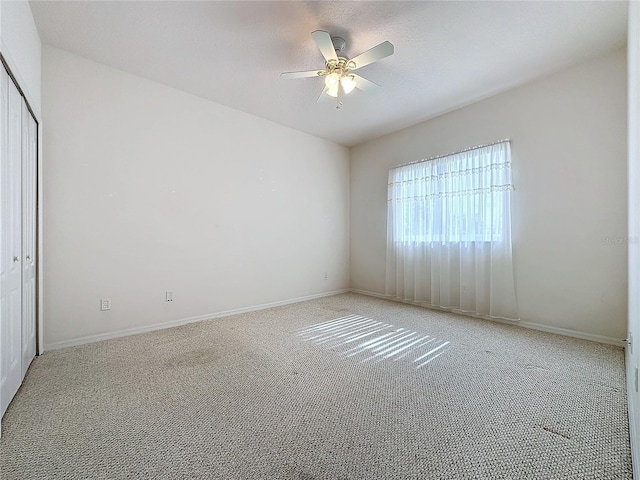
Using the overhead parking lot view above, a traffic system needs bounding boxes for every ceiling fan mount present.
[281,30,394,109]
[330,36,347,55]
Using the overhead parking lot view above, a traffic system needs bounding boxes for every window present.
[387,141,513,244]
[385,141,518,321]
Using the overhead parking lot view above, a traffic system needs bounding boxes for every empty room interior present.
[2,1,640,479]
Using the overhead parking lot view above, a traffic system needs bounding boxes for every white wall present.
[0,0,41,116]
[42,46,350,348]
[351,49,627,342]
[626,2,640,477]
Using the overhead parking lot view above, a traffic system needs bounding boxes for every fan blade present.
[281,70,325,79]
[350,41,394,70]
[352,74,380,93]
[311,30,338,62]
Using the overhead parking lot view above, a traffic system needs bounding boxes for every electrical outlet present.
[323,272,328,280]
[166,291,174,302]
[100,298,111,311]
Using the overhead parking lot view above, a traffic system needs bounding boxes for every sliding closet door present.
[0,66,24,417]
[21,102,36,377]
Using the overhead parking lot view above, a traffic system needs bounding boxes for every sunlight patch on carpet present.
[296,315,451,368]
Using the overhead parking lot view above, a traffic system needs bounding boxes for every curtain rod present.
[392,139,511,169]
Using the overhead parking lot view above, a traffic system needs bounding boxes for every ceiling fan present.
[281,30,394,109]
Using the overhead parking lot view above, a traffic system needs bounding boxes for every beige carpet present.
[0,293,631,479]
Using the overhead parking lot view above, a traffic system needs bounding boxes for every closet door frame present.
[0,53,44,378]
[0,56,41,362]
[0,45,42,440]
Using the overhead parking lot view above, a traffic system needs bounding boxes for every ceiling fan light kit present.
[324,60,357,98]
[281,30,394,109]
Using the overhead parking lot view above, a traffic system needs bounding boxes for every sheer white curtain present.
[385,141,518,321]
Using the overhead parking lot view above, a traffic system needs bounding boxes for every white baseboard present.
[350,288,625,347]
[45,289,350,351]
[44,287,625,350]
[517,320,625,347]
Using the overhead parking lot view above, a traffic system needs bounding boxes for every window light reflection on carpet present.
[296,315,451,369]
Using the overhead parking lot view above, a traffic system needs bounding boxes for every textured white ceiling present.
[30,1,627,147]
